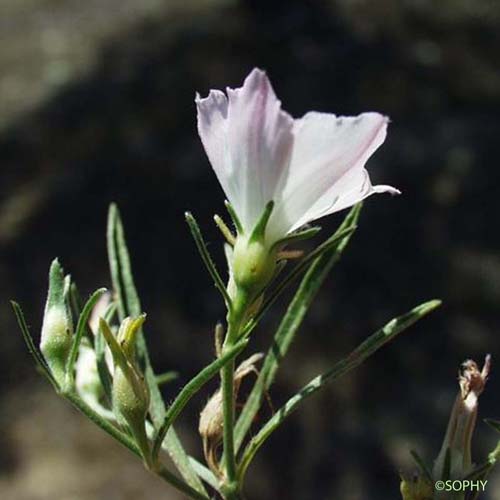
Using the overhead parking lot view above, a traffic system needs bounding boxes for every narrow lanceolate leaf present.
[188,457,220,491]
[156,371,179,386]
[234,204,362,452]
[65,288,107,387]
[107,204,206,495]
[238,299,442,481]
[108,205,167,425]
[485,419,500,435]
[152,339,248,460]
[185,211,232,309]
[11,301,58,388]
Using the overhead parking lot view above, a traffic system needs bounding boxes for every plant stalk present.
[221,289,248,499]
[62,391,207,500]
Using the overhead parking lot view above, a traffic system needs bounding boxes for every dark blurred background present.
[1,0,499,499]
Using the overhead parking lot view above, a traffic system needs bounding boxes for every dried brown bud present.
[199,353,264,475]
[433,355,491,483]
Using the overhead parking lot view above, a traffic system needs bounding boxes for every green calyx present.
[40,259,73,384]
[232,201,277,302]
[232,237,276,297]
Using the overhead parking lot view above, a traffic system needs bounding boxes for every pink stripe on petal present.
[268,112,394,238]
[196,69,398,242]
[225,69,293,232]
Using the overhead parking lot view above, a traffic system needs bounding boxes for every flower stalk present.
[220,288,250,498]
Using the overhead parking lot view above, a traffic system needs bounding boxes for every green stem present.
[63,390,141,457]
[221,358,238,496]
[221,290,248,498]
[62,391,207,500]
[151,339,248,461]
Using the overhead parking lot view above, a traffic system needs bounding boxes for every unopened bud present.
[100,315,152,467]
[40,259,73,383]
[113,356,151,467]
[112,362,150,433]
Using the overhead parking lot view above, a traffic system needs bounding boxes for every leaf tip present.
[419,299,442,314]
[485,419,500,434]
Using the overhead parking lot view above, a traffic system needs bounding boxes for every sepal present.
[224,200,243,235]
[248,200,274,244]
[271,225,321,251]
[232,202,277,302]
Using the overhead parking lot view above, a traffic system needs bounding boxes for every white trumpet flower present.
[196,68,399,245]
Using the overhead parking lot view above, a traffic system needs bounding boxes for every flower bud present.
[112,316,150,422]
[40,259,73,384]
[112,354,151,468]
[112,361,150,438]
[100,315,152,467]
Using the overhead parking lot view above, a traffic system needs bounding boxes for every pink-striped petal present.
[196,69,399,243]
[268,111,397,239]
[197,69,294,233]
